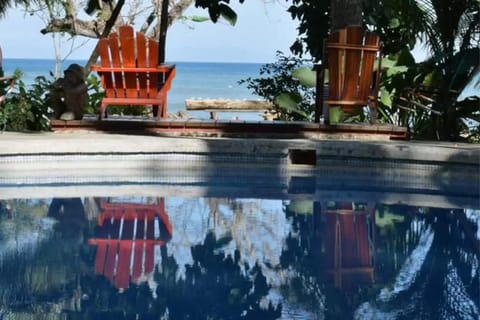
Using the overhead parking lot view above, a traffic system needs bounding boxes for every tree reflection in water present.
[280,201,479,319]
[0,197,476,319]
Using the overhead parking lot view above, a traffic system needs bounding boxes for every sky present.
[0,1,299,63]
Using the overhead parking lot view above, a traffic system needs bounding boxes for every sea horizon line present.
[3,58,268,65]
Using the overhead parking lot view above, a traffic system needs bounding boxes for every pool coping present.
[0,131,478,165]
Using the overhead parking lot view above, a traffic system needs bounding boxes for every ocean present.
[2,59,265,120]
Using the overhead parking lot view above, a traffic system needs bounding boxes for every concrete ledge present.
[0,132,478,165]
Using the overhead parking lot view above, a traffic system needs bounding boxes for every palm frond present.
[414,0,479,55]
[457,6,480,50]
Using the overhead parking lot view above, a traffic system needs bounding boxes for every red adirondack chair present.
[316,26,382,124]
[91,25,176,120]
[89,198,173,290]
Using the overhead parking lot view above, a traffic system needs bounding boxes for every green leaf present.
[219,3,237,26]
[395,48,416,66]
[275,92,301,109]
[292,66,316,87]
[274,93,309,118]
[386,65,409,77]
[422,70,443,87]
[380,87,393,107]
[381,57,397,69]
[329,107,344,123]
[383,49,415,71]
[389,18,400,28]
[189,16,210,23]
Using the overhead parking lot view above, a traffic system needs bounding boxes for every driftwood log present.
[185,99,274,111]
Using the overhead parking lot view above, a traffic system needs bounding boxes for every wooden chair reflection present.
[91,25,176,120]
[88,198,173,290]
[322,201,376,291]
[315,26,382,124]
[0,46,15,105]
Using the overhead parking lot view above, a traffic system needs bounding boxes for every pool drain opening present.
[289,149,317,166]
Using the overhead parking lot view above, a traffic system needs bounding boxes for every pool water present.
[0,191,478,319]
[0,150,478,320]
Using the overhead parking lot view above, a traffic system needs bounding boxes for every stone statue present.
[49,63,88,120]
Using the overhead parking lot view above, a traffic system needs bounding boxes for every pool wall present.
[0,132,478,208]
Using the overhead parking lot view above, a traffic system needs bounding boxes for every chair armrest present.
[91,65,175,73]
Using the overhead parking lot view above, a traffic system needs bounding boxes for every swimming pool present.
[0,133,478,319]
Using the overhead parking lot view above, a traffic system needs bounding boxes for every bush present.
[239,51,315,121]
[0,70,52,132]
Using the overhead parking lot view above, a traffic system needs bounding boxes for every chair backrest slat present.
[342,26,364,101]
[327,31,343,101]
[326,26,381,105]
[118,25,137,99]
[98,39,116,99]
[148,39,158,69]
[148,39,160,98]
[136,32,149,98]
[107,33,125,99]
[358,33,381,100]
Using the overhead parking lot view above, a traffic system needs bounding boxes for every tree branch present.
[41,18,104,38]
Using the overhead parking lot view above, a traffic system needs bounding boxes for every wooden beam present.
[185,99,274,111]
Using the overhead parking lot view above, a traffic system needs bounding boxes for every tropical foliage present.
[243,0,479,141]
[376,0,479,141]
[0,71,51,132]
[239,51,315,121]
[0,71,107,132]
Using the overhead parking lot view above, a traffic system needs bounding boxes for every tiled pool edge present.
[0,132,478,165]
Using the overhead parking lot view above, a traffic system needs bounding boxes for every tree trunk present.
[330,0,363,30]
[158,0,169,64]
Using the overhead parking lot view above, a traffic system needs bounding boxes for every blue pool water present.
[0,158,478,319]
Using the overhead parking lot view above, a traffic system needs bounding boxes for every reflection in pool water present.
[0,195,477,319]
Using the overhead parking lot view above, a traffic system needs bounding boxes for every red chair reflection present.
[323,202,376,291]
[89,198,172,290]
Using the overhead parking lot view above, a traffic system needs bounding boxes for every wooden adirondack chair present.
[0,46,15,105]
[89,198,173,290]
[91,25,176,120]
[316,26,382,124]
